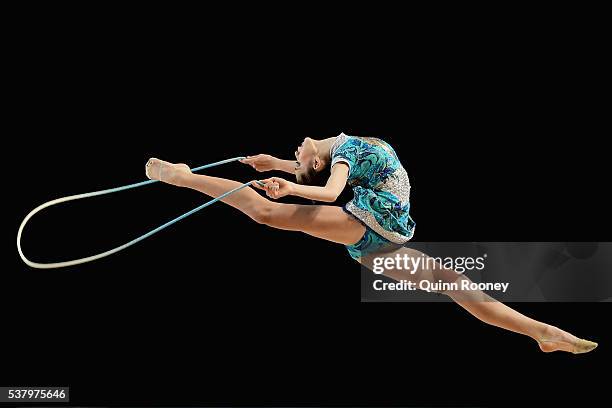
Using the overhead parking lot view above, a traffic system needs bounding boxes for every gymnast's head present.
[294,137,328,186]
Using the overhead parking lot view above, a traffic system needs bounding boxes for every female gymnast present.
[145,133,597,354]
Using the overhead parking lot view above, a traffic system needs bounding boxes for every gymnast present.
[146,133,597,354]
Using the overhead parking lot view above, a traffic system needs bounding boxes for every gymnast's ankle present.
[145,158,191,187]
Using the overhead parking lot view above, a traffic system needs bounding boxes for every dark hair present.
[296,159,328,187]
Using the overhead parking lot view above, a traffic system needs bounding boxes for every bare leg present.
[145,158,366,245]
[361,247,598,354]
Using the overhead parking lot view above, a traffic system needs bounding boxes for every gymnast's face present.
[294,137,321,182]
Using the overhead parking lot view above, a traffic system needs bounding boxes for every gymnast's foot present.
[537,325,598,354]
[145,158,192,186]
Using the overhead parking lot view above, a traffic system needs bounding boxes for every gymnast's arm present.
[273,159,298,174]
[289,162,349,202]
[240,154,296,175]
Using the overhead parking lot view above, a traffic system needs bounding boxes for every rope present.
[17,156,262,269]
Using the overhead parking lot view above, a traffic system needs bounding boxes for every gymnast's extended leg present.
[361,247,598,354]
[145,158,366,245]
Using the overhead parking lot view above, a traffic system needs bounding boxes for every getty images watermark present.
[371,252,510,293]
[363,242,612,302]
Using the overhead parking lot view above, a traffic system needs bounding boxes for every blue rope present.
[17,156,263,269]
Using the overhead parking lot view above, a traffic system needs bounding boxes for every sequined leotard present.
[330,133,416,260]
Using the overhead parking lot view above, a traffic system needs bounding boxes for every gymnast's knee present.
[249,203,276,225]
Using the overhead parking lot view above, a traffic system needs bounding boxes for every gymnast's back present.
[330,133,405,190]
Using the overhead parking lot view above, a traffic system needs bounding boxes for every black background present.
[5,8,611,407]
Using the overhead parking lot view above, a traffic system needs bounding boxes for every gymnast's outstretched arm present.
[240,154,297,175]
[253,165,348,203]
[239,153,348,202]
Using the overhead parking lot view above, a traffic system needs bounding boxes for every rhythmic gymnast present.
[147,133,596,354]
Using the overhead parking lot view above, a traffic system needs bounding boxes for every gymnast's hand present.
[252,177,294,199]
[240,154,279,172]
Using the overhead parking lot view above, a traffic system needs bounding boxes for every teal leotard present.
[330,134,416,261]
